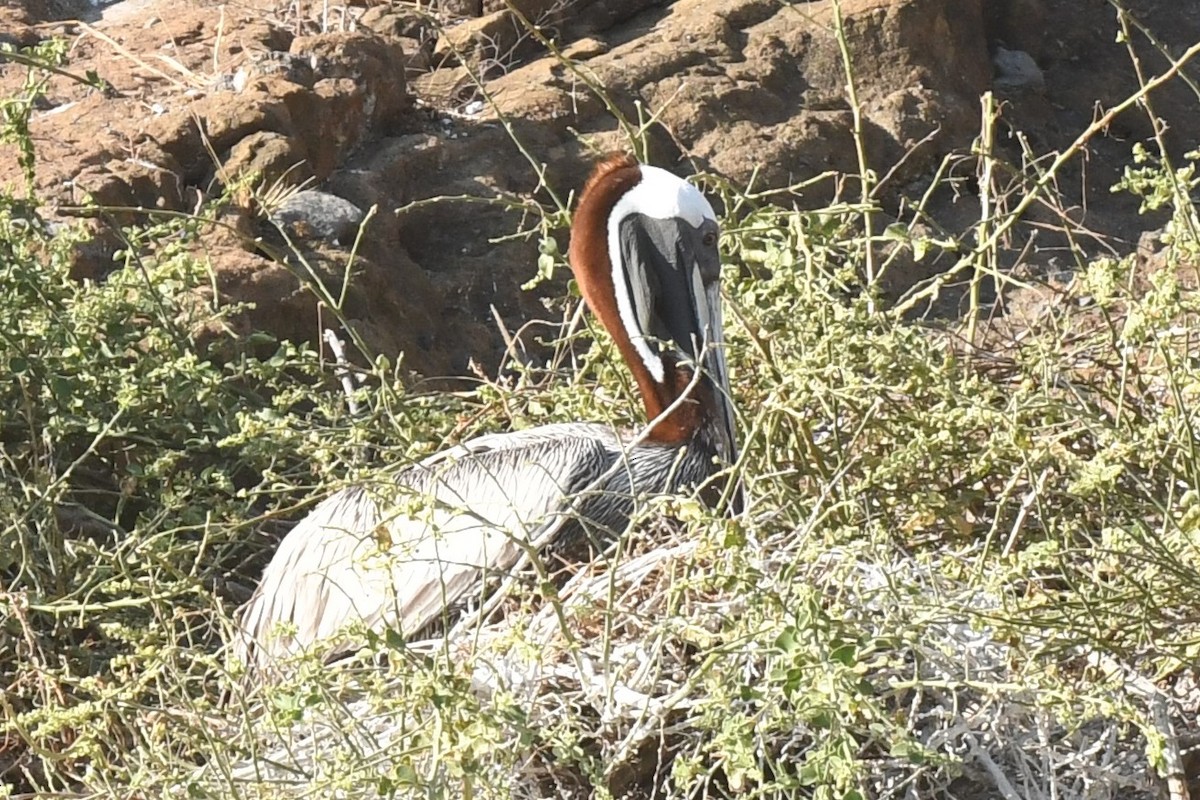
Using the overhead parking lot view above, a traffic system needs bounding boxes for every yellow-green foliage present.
[4,31,1200,800]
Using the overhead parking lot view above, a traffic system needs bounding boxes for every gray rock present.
[993,47,1044,91]
[272,190,365,244]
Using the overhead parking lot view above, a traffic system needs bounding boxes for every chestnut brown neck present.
[568,153,705,445]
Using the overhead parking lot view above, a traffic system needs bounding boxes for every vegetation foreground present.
[2,37,1200,800]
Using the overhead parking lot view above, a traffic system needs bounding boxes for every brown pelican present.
[232,154,738,679]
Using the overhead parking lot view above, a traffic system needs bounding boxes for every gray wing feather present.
[233,423,615,679]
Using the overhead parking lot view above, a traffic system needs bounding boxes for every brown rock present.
[6,0,1198,387]
[358,5,430,39]
[222,73,377,180]
[433,0,585,68]
[482,0,563,17]
[489,58,602,122]
[107,156,185,211]
[290,31,410,126]
[561,36,609,60]
[194,213,456,376]
[222,131,313,205]
[354,7,436,74]
[0,12,39,48]
[314,78,371,171]
[240,51,317,88]
[138,111,209,185]
[410,67,476,108]
[64,220,122,282]
[71,165,136,209]
[434,11,522,66]
[397,37,434,74]
[198,247,316,349]
[491,0,990,195]
[563,0,663,38]
[440,0,483,16]
[193,90,296,155]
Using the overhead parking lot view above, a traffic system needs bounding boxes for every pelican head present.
[568,154,738,467]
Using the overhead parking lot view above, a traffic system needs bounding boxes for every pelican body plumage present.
[233,154,738,679]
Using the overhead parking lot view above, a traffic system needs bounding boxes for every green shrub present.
[4,22,1200,800]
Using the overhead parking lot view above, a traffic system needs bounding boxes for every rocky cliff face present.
[1,0,1197,376]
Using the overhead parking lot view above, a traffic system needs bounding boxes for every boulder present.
[3,0,1198,378]
[271,190,366,245]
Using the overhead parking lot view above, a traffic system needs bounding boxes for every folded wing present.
[232,424,617,679]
